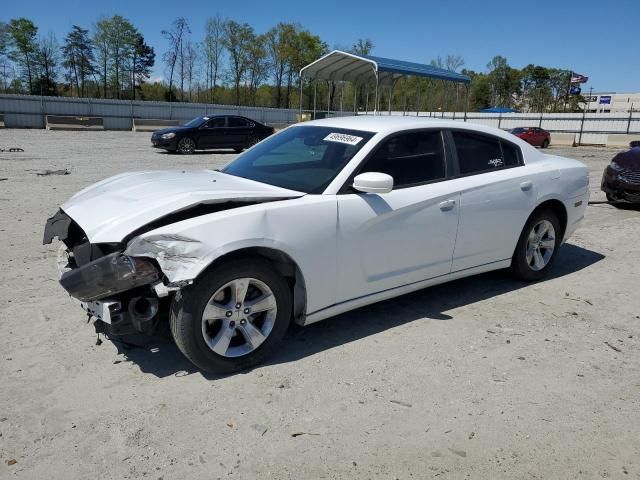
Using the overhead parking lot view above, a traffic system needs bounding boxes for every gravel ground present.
[0,129,639,479]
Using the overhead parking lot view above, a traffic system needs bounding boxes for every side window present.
[360,130,446,188]
[452,131,510,174]
[501,141,521,167]
[205,117,225,128]
[228,117,249,127]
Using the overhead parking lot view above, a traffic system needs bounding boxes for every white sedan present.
[44,117,590,373]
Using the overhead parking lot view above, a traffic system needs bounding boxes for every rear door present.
[448,130,536,271]
[198,117,227,148]
[336,129,461,302]
[226,116,254,147]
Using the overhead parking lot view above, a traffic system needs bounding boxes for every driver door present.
[335,130,460,302]
[198,116,227,149]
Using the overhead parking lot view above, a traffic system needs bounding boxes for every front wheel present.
[510,209,561,281]
[542,138,550,148]
[170,258,292,373]
[177,137,196,154]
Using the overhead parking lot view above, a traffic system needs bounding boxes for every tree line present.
[0,15,583,112]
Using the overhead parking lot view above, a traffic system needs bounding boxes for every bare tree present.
[183,40,197,102]
[265,22,295,108]
[222,20,253,106]
[35,32,60,95]
[162,17,190,101]
[351,38,373,56]
[246,35,268,106]
[202,14,224,104]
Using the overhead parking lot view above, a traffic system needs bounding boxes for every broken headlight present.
[59,253,160,302]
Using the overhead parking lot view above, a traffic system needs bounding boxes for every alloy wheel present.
[525,220,556,271]
[178,138,195,154]
[201,277,277,358]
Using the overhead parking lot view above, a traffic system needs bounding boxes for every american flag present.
[570,72,589,84]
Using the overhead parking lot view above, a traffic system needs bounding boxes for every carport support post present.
[298,77,303,118]
[374,74,380,114]
[353,83,357,114]
[416,79,422,116]
[627,104,633,134]
[327,80,331,117]
[402,77,408,116]
[388,82,393,115]
[312,81,317,120]
[365,84,369,114]
[463,85,469,122]
[498,112,502,129]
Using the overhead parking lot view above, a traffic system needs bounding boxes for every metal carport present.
[299,50,471,118]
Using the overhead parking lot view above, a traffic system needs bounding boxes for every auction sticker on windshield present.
[324,133,363,145]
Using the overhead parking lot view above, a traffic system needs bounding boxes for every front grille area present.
[618,168,640,184]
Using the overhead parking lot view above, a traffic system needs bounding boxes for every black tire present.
[510,209,562,281]
[605,192,618,203]
[246,135,259,148]
[170,258,292,373]
[177,137,196,154]
[542,138,550,149]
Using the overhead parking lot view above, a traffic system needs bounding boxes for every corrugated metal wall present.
[1,94,638,145]
[0,94,300,130]
[359,110,640,144]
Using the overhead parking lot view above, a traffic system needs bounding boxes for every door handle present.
[520,181,533,191]
[439,199,456,211]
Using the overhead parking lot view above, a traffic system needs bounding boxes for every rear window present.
[228,117,250,127]
[452,131,522,175]
[511,127,526,134]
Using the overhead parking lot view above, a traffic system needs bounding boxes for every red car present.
[511,127,550,148]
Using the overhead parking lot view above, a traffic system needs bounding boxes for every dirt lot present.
[0,129,639,479]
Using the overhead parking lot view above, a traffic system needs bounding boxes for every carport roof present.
[300,50,470,86]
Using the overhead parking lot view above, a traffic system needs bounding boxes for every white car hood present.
[62,169,304,243]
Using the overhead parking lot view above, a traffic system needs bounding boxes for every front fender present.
[124,195,338,313]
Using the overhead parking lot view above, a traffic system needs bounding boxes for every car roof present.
[294,115,544,160]
[302,115,505,136]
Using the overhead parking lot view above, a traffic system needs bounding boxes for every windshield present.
[184,116,209,128]
[221,126,375,193]
[511,127,527,134]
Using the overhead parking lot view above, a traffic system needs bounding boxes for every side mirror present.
[353,172,394,194]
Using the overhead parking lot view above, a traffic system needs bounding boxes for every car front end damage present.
[44,209,186,336]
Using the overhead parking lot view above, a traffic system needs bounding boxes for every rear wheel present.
[246,135,259,148]
[170,258,292,373]
[177,137,196,154]
[542,138,550,148]
[510,209,561,281]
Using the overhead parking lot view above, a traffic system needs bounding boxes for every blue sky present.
[3,0,639,92]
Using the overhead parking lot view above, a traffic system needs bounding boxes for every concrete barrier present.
[0,114,4,128]
[606,134,640,148]
[132,118,181,132]
[46,115,104,131]
[550,132,576,146]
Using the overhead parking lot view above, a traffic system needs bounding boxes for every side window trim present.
[338,128,451,194]
[445,128,524,179]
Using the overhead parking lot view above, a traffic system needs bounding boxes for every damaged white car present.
[44,117,589,373]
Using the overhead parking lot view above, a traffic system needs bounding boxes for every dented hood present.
[62,169,304,243]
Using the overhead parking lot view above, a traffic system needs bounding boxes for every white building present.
[580,92,640,113]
